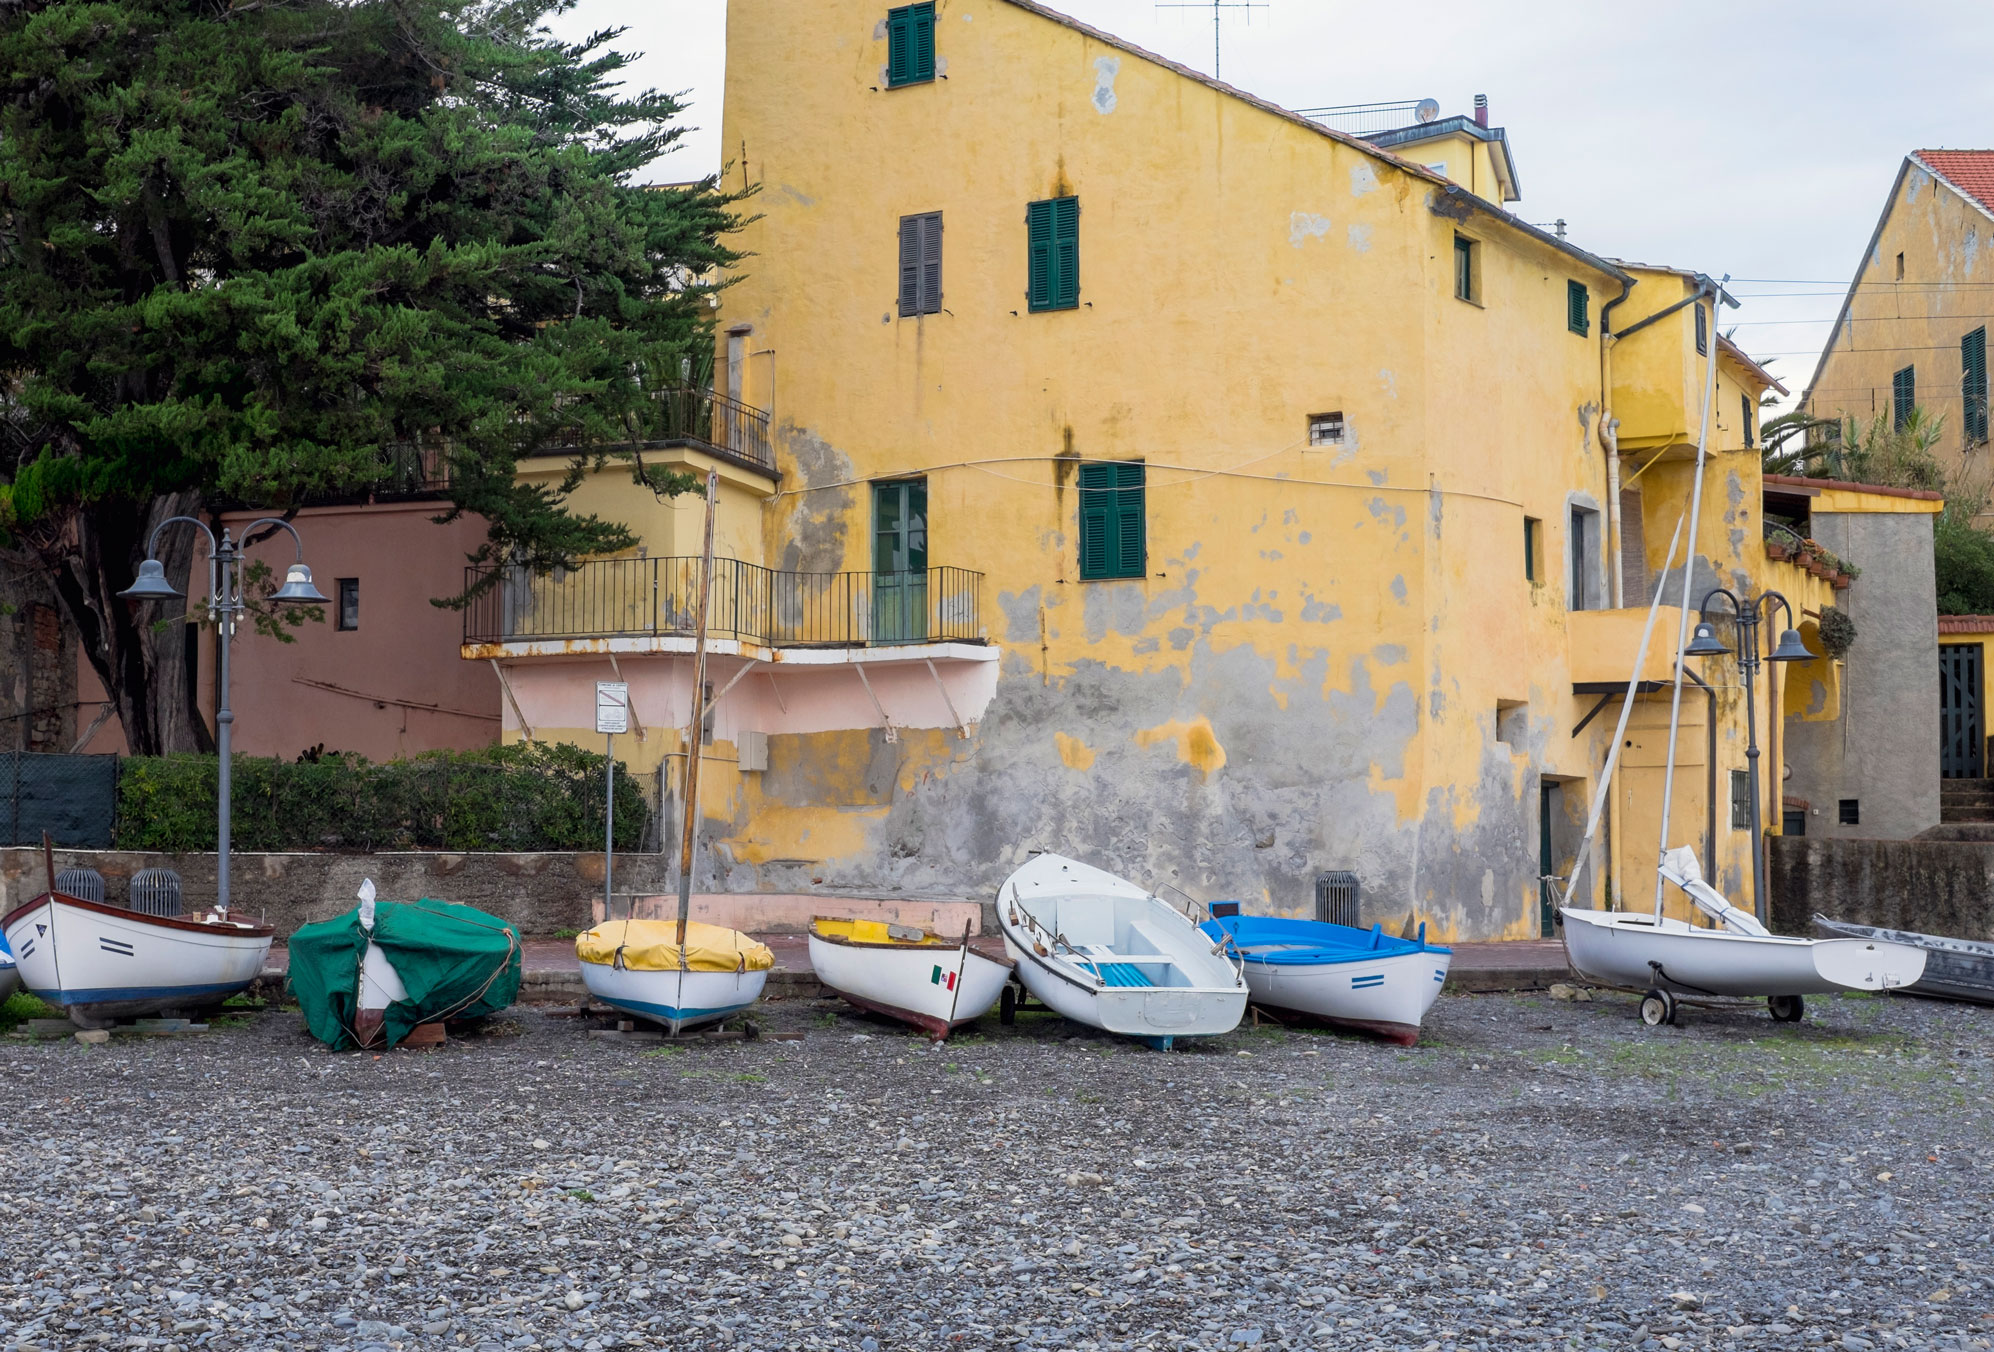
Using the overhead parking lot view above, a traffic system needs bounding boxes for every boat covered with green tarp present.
[289,885,521,1049]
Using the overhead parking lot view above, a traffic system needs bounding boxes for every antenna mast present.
[1155,0,1267,81]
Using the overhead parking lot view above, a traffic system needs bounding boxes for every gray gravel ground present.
[1,986,1990,1352]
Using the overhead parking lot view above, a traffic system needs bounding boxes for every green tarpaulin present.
[289,896,521,1050]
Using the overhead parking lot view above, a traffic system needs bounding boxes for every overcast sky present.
[556,0,1994,406]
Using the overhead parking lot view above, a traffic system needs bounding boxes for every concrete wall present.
[1770,835,1994,940]
[0,847,977,940]
[1782,507,1941,840]
[78,502,500,761]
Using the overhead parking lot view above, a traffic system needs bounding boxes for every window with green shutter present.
[1964,327,1989,444]
[885,3,936,87]
[1566,280,1589,335]
[1077,461,1144,580]
[1894,365,1916,430]
[1027,196,1080,312]
[1694,302,1707,356]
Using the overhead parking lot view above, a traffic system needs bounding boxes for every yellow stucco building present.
[465,0,1894,938]
[1804,150,1993,482]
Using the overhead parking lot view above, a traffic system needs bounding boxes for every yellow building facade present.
[1804,151,1994,483]
[468,0,1846,938]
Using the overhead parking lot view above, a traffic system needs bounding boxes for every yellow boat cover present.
[813,916,943,946]
[576,920,774,973]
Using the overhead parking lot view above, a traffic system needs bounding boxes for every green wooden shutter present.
[1965,327,1989,443]
[1078,462,1142,578]
[1566,280,1589,335]
[1027,199,1054,311]
[1053,196,1080,308]
[1894,365,1916,430]
[920,212,941,313]
[1694,303,1707,355]
[886,4,934,87]
[1028,196,1079,312]
[1113,462,1144,575]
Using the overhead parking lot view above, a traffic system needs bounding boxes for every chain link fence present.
[0,752,120,848]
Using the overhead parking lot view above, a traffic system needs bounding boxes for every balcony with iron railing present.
[462,557,984,651]
[651,385,774,476]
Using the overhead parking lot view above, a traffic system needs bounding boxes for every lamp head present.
[1684,621,1731,659]
[117,558,183,602]
[1768,627,1814,663]
[271,562,329,604]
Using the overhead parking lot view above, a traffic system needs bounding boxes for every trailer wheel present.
[1640,989,1676,1028]
[1000,983,1018,1026]
[1768,994,1805,1023]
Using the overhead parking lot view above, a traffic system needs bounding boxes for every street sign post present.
[596,682,629,920]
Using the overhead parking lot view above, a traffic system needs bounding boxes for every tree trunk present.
[37,491,214,756]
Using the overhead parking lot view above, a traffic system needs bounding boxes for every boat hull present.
[1239,950,1451,1045]
[1562,908,1925,998]
[0,951,18,1001]
[2,893,272,1025]
[1813,917,1994,1005]
[997,855,1246,1046]
[578,959,768,1036]
[807,932,1012,1038]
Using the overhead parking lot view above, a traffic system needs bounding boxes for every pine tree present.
[0,0,740,752]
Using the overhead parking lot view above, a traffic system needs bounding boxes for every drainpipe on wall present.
[1596,276,1632,905]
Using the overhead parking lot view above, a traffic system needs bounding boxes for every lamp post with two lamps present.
[1683,588,1814,924]
[118,518,327,915]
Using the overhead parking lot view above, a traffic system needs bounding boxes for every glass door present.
[872,479,928,644]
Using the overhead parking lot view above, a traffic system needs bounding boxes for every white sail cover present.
[1657,847,1770,937]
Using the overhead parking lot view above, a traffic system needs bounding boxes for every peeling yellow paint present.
[1134,717,1226,780]
[1054,731,1096,771]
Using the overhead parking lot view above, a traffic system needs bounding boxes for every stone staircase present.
[1940,778,1994,823]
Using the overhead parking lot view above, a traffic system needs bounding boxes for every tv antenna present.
[1156,0,1268,82]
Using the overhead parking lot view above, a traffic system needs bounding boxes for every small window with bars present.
[1307,412,1345,447]
[1566,280,1589,335]
[1730,770,1751,830]
[885,3,936,87]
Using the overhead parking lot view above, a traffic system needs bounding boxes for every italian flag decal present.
[930,964,957,990]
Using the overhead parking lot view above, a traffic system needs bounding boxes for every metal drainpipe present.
[1597,276,1632,905]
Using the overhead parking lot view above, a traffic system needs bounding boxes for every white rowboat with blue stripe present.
[1199,907,1452,1045]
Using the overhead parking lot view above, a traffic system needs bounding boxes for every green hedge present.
[115,743,651,853]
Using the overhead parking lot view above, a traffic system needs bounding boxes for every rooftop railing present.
[463,557,984,650]
[652,385,775,474]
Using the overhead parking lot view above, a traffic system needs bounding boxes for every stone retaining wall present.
[1768,836,1994,941]
[0,848,977,940]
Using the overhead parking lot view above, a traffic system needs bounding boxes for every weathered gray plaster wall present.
[1770,835,1994,940]
[1782,511,1939,841]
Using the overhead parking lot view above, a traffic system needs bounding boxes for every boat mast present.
[674,470,722,957]
[1653,275,1726,919]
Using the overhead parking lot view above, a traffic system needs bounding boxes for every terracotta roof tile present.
[1914,150,1994,218]
[1938,615,1994,634]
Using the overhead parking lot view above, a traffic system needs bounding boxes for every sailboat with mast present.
[574,469,775,1034]
[1553,273,1924,1027]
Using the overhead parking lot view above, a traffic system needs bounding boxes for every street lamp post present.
[1684,588,1814,924]
[119,517,327,914]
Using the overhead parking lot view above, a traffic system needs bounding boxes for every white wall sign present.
[595,681,630,735]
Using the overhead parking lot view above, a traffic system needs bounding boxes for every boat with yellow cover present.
[576,919,773,1035]
[808,917,1013,1039]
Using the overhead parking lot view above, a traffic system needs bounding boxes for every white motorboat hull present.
[1561,907,1926,998]
[2,893,273,1026]
[579,959,768,1036]
[0,949,18,1001]
[808,932,1012,1038]
[997,854,1246,1047]
[1240,948,1451,1045]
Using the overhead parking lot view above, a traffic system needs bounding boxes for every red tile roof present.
[1762,473,1944,502]
[1938,616,1994,634]
[1914,150,1994,218]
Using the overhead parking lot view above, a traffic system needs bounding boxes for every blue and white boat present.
[0,934,18,1001]
[1200,905,1452,1045]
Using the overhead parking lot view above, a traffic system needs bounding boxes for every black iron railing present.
[653,385,774,473]
[462,558,984,649]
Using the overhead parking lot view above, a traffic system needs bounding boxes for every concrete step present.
[1940,806,1994,823]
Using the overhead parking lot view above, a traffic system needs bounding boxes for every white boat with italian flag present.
[808,917,1013,1039]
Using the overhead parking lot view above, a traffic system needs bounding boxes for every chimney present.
[1473,94,1488,128]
